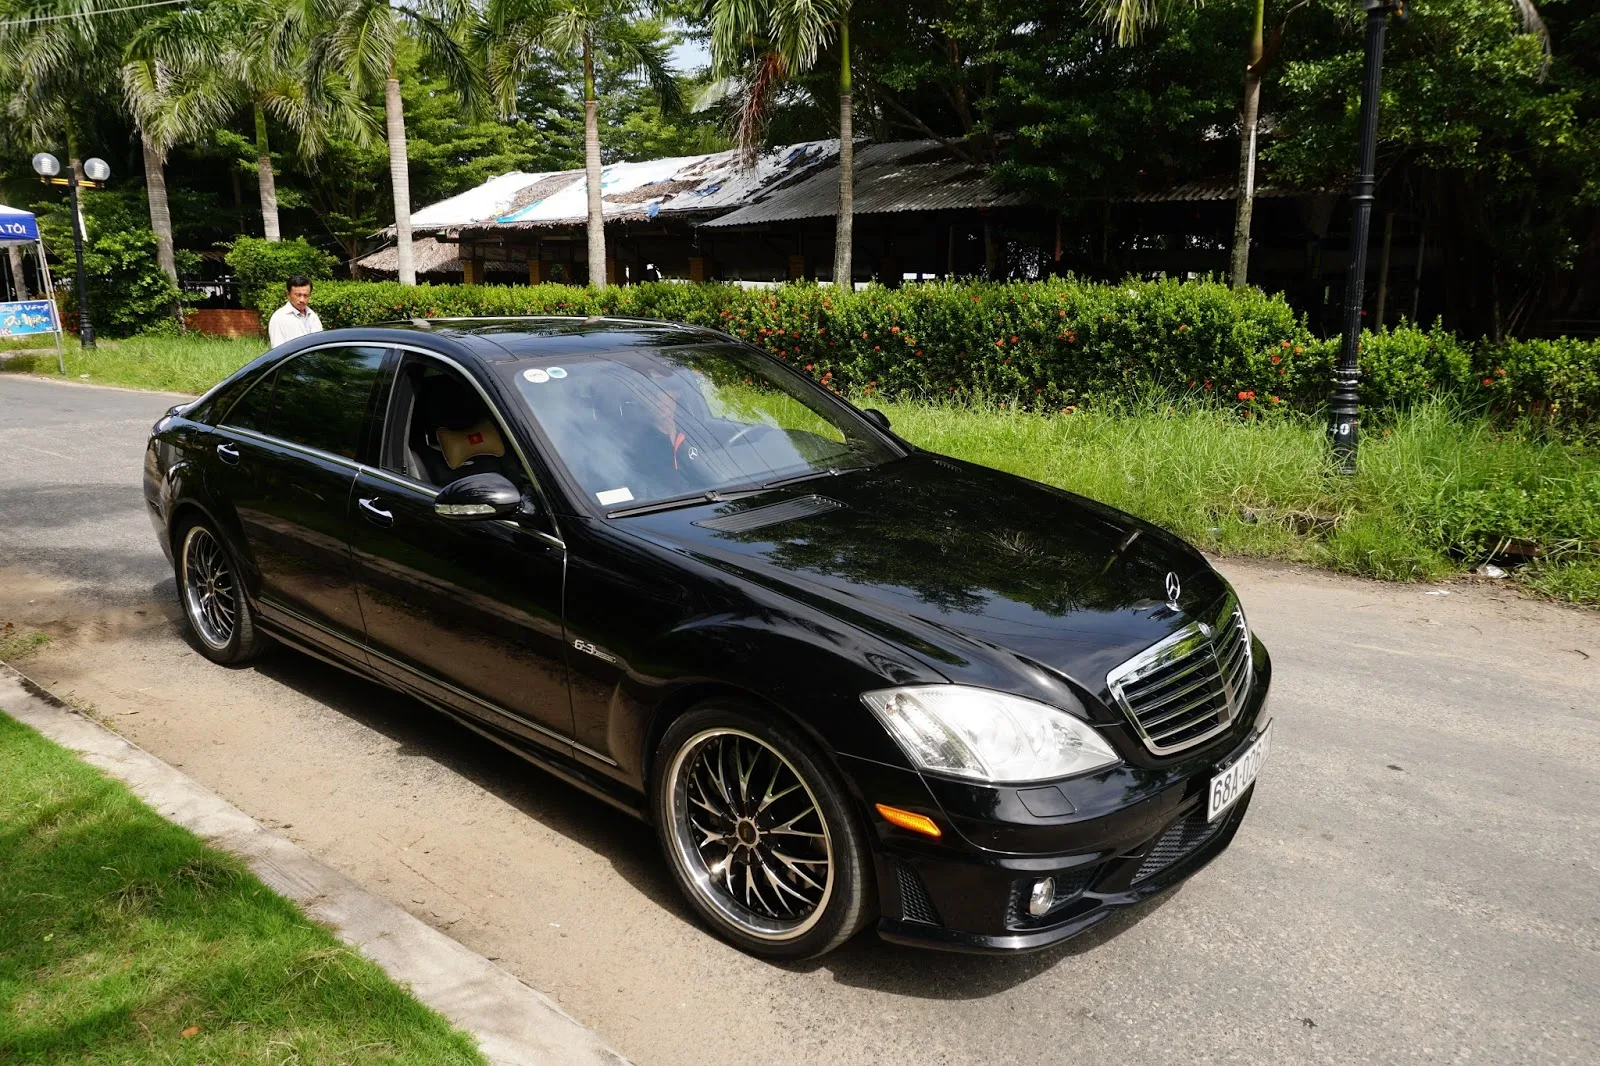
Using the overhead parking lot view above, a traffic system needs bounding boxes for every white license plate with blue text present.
[1207,721,1271,822]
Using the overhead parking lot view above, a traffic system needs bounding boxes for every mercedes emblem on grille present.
[1164,571,1182,611]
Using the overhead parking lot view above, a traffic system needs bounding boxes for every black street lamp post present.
[1329,0,1406,474]
[31,151,109,351]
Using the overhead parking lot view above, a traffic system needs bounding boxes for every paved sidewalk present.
[0,663,628,1066]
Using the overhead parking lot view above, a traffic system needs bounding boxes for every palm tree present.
[706,0,853,287]
[0,0,134,249]
[476,0,681,289]
[319,0,480,284]
[127,0,372,245]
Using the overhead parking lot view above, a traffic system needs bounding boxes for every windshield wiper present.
[762,465,867,490]
[606,487,761,518]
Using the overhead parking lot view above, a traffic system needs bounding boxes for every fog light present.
[1027,876,1056,917]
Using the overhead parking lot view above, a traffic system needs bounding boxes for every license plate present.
[1207,721,1271,822]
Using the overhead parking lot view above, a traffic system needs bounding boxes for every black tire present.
[173,515,269,665]
[653,701,875,959]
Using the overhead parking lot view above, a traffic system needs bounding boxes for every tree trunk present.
[140,132,178,285]
[386,69,415,286]
[1229,0,1265,289]
[833,20,854,289]
[583,33,607,289]
[254,105,280,242]
[7,245,29,300]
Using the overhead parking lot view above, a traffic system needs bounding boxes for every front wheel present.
[654,703,874,959]
[175,517,268,665]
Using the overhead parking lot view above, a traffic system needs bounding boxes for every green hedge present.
[228,237,338,312]
[280,277,1600,423]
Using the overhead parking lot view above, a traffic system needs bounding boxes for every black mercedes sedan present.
[144,317,1272,959]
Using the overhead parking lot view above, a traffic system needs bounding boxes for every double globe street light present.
[31,150,110,350]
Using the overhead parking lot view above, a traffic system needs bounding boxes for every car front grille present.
[1132,808,1227,883]
[1107,594,1253,755]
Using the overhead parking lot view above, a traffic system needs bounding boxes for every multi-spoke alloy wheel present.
[657,706,874,958]
[175,519,265,664]
[182,525,237,651]
[667,728,836,940]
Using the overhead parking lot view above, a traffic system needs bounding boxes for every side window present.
[219,368,278,431]
[267,346,387,459]
[384,356,519,490]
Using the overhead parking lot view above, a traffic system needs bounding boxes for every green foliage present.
[282,276,1600,426]
[226,236,338,310]
[884,395,1600,601]
[34,191,182,338]
[0,711,489,1064]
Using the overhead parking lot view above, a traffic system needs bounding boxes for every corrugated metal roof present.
[702,140,1027,229]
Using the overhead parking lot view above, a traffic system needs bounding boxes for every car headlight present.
[860,685,1121,783]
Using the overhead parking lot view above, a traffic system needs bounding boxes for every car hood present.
[619,453,1229,708]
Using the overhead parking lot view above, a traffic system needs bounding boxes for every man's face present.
[287,285,312,313]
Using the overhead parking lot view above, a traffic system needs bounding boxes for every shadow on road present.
[211,631,1160,997]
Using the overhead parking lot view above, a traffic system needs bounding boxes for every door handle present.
[216,442,240,465]
[358,496,394,527]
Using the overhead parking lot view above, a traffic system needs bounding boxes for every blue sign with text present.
[0,300,59,337]
[0,212,38,242]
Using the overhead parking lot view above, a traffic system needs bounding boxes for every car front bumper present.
[846,649,1272,953]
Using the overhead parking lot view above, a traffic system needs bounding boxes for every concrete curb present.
[0,662,629,1066]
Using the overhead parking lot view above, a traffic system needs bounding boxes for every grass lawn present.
[0,710,488,1065]
[4,333,1596,607]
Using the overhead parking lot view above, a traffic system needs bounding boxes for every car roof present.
[369,316,729,362]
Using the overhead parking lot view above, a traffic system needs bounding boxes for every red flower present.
[873,345,880,351]
[1238,390,1256,401]
[1177,324,1188,332]
[861,331,869,339]
[971,295,980,302]
[1483,378,1494,386]
[1270,395,1281,404]
[1495,368,1507,377]
[1271,355,1281,364]
[996,339,1005,347]
[890,326,900,333]
[1058,309,1066,317]
[1010,336,1018,344]
[914,349,922,356]
[1281,340,1291,347]
[1294,346,1303,354]
[804,364,815,371]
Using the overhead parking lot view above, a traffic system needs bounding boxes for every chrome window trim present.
[262,596,613,766]
[223,424,363,473]
[1106,592,1254,756]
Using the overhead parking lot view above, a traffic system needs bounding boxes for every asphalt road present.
[3,373,1598,1065]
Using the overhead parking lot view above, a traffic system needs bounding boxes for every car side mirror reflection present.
[863,408,892,432]
[434,472,528,521]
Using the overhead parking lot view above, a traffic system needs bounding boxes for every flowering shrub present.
[279,277,1598,423]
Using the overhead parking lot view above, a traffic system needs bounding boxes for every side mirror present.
[434,472,525,520]
[863,408,892,432]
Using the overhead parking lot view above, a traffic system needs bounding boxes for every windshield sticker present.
[596,487,635,506]
[523,368,550,384]
[546,367,567,379]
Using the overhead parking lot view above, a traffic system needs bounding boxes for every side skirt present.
[259,619,649,823]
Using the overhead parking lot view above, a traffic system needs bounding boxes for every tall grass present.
[0,335,263,394]
[878,396,1600,602]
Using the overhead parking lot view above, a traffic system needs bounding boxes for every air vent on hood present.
[694,495,844,533]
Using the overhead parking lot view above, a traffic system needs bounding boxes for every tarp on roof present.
[702,140,1028,229]
[389,141,840,237]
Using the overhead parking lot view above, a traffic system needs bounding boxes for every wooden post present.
[528,258,546,285]
[1374,210,1394,327]
[688,255,709,283]
[787,254,807,280]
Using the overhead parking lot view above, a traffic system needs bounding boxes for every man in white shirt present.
[267,275,323,346]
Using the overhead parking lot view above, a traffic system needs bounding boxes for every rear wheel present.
[175,518,268,664]
[654,703,874,959]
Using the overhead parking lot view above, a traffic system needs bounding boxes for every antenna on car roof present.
[409,318,433,329]
[582,316,604,325]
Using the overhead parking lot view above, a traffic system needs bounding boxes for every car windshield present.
[503,343,900,512]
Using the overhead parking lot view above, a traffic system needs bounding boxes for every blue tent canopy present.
[0,204,40,243]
